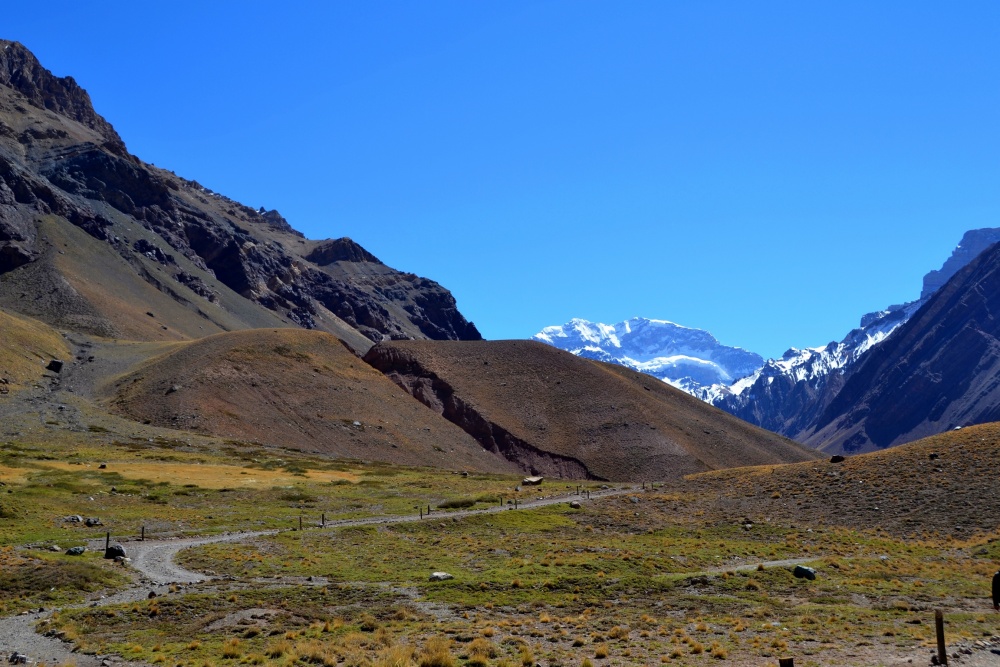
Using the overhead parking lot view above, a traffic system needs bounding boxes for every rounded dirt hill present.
[103,329,516,473]
[364,339,817,481]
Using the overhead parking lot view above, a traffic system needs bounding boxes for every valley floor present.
[4,342,1000,666]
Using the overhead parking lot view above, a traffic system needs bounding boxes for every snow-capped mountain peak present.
[533,317,763,393]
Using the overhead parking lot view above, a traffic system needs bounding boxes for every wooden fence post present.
[778,659,794,667]
[141,526,145,541]
[105,531,110,551]
[936,609,948,665]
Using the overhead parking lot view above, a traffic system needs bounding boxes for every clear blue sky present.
[6,2,999,358]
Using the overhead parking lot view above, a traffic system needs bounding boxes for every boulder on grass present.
[792,565,816,580]
[429,571,454,581]
[104,543,127,560]
[65,546,86,556]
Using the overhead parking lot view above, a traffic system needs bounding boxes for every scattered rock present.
[8,653,28,665]
[104,543,127,559]
[522,476,543,486]
[46,359,64,373]
[629,496,640,504]
[48,544,61,552]
[829,455,845,463]
[64,514,83,523]
[98,463,107,469]
[65,546,86,556]
[792,565,817,580]
[85,517,102,526]
[429,571,454,581]
[569,501,581,509]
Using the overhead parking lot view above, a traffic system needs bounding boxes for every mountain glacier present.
[533,317,763,394]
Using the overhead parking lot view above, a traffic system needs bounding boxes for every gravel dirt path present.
[0,486,631,665]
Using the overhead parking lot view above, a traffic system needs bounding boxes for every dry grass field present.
[1,421,998,667]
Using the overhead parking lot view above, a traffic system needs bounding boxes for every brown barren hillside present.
[103,328,517,473]
[680,420,1000,537]
[364,339,817,481]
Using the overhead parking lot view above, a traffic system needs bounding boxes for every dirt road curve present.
[112,531,277,584]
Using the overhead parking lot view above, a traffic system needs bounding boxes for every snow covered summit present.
[533,317,763,394]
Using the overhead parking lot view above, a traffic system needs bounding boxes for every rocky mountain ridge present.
[0,39,479,349]
[707,228,1000,442]
[805,238,1000,452]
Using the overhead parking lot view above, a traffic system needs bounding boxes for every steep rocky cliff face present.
[708,228,1000,445]
[805,241,1000,453]
[0,40,480,347]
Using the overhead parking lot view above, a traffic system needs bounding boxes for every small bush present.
[419,636,455,667]
[437,498,476,509]
[376,644,415,667]
[222,638,242,659]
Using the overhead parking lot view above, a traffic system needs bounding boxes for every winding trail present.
[0,485,818,665]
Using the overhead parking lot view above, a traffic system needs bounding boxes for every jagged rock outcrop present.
[0,41,125,153]
[306,237,380,265]
[0,39,480,347]
[920,228,1000,299]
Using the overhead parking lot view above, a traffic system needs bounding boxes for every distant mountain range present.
[537,227,1000,453]
[0,38,811,481]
